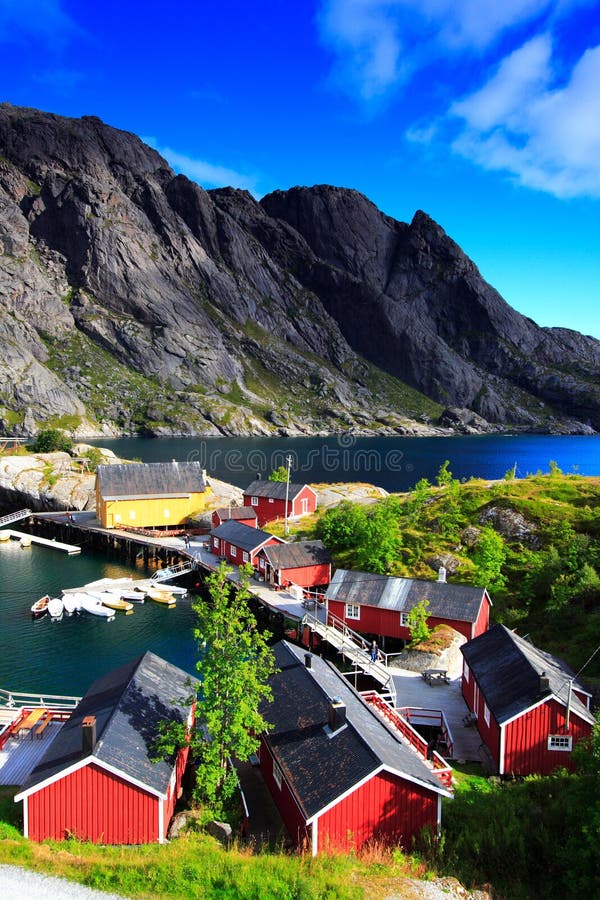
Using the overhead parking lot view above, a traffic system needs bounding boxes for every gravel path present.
[0,865,130,900]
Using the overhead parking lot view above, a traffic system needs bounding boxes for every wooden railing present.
[361,691,454,792]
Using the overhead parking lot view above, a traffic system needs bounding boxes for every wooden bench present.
[422,669,450,686]
[35,713,53,738]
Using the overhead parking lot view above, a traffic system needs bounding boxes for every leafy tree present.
[30,428,72,453]
[437,476,462,538]
[407,599,431,645]
[407,477,431,525]
[355,496,402,574]
[548,459,563,476]
[436,459,453,487]
[471,526,507,591]
[268,465,289,482]
[316,500,367,552]
[154,563,276,810]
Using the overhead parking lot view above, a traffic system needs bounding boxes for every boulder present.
[206,820,232,846]
[479,506,538,545]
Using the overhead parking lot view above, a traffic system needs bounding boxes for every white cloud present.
[145,140,260,194]
[317,0,558,98]
[450,39,600,197]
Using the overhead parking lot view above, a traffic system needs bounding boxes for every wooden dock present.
[0,528,81,554]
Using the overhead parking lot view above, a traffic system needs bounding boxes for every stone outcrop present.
[1,104,598,436]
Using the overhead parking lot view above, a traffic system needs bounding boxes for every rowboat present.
[0,530,10,542]
[88,591,134,614]
[48,597,64,619]
[79,593,115,619]
[31,595,50,617]
[146,586,176,606]
[20,535,32,548]
[149,582,187,596]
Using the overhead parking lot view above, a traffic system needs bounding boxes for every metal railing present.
[151,560,197,582]
[0,687,81,712]
[0,508,31,527]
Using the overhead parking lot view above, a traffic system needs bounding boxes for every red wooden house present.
[325,569,491,643]
[256,541,332,590]
[243,479,317,527]
[211,506,258,530]
[258,641,452,855]
[460,624,594,776]
[211,519,283,567]
[14,652,196,844]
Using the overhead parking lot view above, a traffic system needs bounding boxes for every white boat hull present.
[79,594,115,619]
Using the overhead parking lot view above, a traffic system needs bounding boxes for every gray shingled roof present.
[460,624,594,725]
[97,462,207,500]
[213,507,258,521]
[18,652,197,797]
[212,519,282,552]
[261,641,450,820]
[243,481,308,501]
[261,541,332,571]
[325,569,487,624]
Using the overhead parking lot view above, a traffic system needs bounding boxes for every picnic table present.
[302,598,316,610]
[422,668,450,686]
[14,708,46,738]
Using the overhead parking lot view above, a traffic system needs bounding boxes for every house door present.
[300,498,308,515]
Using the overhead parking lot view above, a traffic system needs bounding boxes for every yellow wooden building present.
[95,461,212,529]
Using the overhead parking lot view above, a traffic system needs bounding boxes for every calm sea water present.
[0,540,197,697]
[3,433,599,698]
[89,433,600,491]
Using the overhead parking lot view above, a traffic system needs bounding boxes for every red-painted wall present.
[329,600,476,641]
[244,486,317,527]
[258,740,311,850]
[503,699,591,776]
[471,593,491,638]
[211,534,281,567]
[211,511,257,530]
[316,770,438,853]
[256,553,331,589]
[27,763,158,843]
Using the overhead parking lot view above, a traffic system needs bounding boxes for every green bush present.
[30,429,73,453]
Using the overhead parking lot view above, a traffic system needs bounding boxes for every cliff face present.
[0,103,598,437]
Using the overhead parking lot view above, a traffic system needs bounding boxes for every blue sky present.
[1,0,599,338]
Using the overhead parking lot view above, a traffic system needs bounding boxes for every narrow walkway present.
[0,529,80,554]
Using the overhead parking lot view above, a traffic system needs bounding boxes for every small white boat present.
[48,597,64,619]
[31,595,50,617]
[20,535,32,548]
[87,590,134,614]
[0,530,10,543]
[79,593,115,619]
[103,586,145,603]
[62,594,83,615]
[148,581,187,596]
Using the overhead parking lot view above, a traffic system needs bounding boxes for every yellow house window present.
[164,509,170,519]
[115,514,122,524]
[129,511,136,520]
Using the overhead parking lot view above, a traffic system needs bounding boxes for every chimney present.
[255,472,261,480]
[328,698,346,733]
[304,653,312,669]
[82,715,97,754]
[438,566,447,583]
[539,671,550,693]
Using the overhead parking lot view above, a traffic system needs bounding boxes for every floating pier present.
[0,528,81,554]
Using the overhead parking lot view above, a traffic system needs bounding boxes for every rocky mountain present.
[0,103,598,437]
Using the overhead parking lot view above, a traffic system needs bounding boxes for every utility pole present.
[284,454,292,535]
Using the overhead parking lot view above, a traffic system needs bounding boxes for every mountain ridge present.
[0,103,598,438]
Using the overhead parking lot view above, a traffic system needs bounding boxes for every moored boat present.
[146,586,176,606]
[78,593,116,619]
[47,597,64,619]
[20,535,32,548]
[62,593,84,615]
[0,530,10,542]
[31,595,50,617]
[88,590,134,614]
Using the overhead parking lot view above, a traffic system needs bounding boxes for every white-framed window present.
[129,510,136,520]
[259,558,265,568]
[548,734,572,751]
[251,496,259,506]
[483,702,490,726]
[269,498,274,503]
[230,545,237,558]
[213,537,219,549]
[400,612,410,627]
[463,662,470,683]
[273,760,282,789]
[345,603,360,619]
[243,551,249,563]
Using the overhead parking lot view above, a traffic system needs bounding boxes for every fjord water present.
[89,434,600,491]
[3,433,599,698]
[0,539,197,697]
